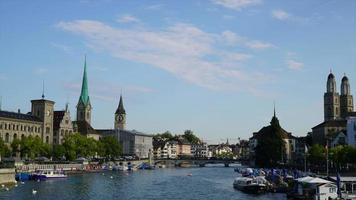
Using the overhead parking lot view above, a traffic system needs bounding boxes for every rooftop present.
[0,110,42,122]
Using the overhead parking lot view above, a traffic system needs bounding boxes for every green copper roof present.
[79,56,90,106]
[115,95,126,114]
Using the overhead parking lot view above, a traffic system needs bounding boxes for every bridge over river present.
[154,159,241,167]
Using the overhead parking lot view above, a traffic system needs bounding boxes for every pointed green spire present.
[79,55,90,106]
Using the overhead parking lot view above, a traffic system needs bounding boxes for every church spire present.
[79,55,90,106]
[115,95,126,114]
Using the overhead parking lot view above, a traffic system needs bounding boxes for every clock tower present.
[114,95,126,130]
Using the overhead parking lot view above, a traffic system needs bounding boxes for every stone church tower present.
[114,95,126,130]
[340,74,354,118]
[76,57,92,125]
[324,72,340,121]
[31,98,55,144]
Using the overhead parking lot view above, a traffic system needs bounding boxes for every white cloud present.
[212,0,262,11]
[245,40,275,50]
[117,15,140,23]
[221,30,275,49]
[272,9,290,20]
[287,59,304,70]
[57,20,273,94]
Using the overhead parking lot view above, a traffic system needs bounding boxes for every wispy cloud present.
[145,4,163,10]
[287,59,304,71]
[51,42,73,54]
[56,20,274,94]
[221,30,275,49]
[271,9,309,24]
[212,0,262,11]
[272,9,290,20]
[64,81,153,102]
[117,15,140,23]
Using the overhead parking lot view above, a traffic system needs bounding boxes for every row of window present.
[53,129,73,137]
[0,122,41,133]
[0,132,50,144]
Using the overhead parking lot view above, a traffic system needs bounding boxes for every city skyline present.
[1,0,356,143]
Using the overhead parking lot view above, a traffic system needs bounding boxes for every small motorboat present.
[32,170,67,181]
[233,176,268,194]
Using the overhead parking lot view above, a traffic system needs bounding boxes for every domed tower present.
[340,74,354,119]
[324,71,340,121]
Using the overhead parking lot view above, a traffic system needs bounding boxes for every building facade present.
[0,110,43,144]
[347,116,356,146]
[53,104,73,144]
[191,143,208,158]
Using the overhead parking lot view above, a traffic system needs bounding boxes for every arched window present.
[21,134,25,140]
[16,125,19,131]
[5,133,9,143]
[46,127,50,134]
[61,130,64,136]
[13,133,17,140]
[69,131,72,134]
[65,130,68,136]
[46,136,49,144]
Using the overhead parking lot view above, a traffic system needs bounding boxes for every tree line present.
[0,133,122,161]
[153,130,202,149]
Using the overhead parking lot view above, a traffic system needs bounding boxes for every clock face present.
[118,115,123,121]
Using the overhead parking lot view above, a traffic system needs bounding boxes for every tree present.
[52,145,66,160]
[99,136,122,160]
[62,133,99,160]
[0,138,10,159]
[308,144,325,166]
[11,138,21,157]
[183,130,201,144]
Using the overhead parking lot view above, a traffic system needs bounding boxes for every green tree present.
[183,130,201,144]
[99,136,122,160]
[11,138,21,157]
[0,138,10,159]
[52,145,66,160]
[308,144,325,166]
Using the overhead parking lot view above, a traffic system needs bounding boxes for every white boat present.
[32,170,67,180]
[233,176,268,194]
[112,165,128,171]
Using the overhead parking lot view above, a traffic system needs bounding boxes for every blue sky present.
[0,0,355,144]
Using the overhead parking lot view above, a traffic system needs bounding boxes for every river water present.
[0,166,285,200]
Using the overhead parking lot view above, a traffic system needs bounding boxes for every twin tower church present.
[324,71,354,121]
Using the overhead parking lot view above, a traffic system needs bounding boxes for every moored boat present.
[233,176,268,194]
[32,170,67,181]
